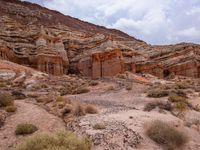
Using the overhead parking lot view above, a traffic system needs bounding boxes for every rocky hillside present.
[0,0,200,79]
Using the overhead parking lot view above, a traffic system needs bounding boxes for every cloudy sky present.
[24,0,200,45]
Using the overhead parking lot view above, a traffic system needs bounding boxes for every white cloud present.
[25,0,200,45]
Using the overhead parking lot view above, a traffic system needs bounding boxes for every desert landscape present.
[0,0,200,150]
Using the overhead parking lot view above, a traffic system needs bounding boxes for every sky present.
[23,0,200,45]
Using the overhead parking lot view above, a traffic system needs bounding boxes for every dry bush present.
[0,111,6,128]
[27,93,39,98]
[73,103,86,116]
[175,102,187,112]
[144,101,172,112]
[0,92,14,107]
[169,89,187,98]
[56,96,63,102]
[168,95,187,103]
[147,89,169,98]
[125,84,132,91]
[12,90,26,100]
[61,104,73,117]
[146,120,188,150]
[89,81,99,86]
[0,82,7,88]
[40,83,48,89]
[85,104,98,114]
[175,81,190,89]
[57,103,65,109]
[16,129,91,150]
[5,105,17,113]
[15,123,38,135]
[93,123,106,130]
[32,83,48,91]
[75,87,90,94]
[105,85,115,91]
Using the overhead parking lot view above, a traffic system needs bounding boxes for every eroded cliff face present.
[0,0,200,79]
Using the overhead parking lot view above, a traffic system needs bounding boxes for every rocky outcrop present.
[0,0,200,79]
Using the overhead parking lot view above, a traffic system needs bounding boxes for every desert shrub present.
[57,103,65,109]
[32,83,48,91]
[40,83,48,89]
[73,103,85,116]
[169,89,187,98]
[93,123,106,130]
[89,81,99,86]
[27,93,39,98]
[175,102,187,112]
[56,96,63,102]
[146,120,188,150]
[168,95,187,103]
[85,104,98,114]
[144,101,172,112]
[61,104,73,117]
[106,85,115,91]
[0,82,7,87]
[125,84,132,91]
[147,89,169,98]
[12,90,26,100]
[15,123,38,135]
[5,105,17,112]
[61,83,79,95]
[16,129,91,150]
[0,92,14,107]
[175,81,189,89]
[0,111,6,127]
[75,87,90,94]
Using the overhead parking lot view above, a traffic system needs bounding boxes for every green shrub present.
[147,89,169,98]
[15,123,38,135]
[5,105,17,112]
[0,93,14,107]
[93,123,106,130]
[144,101,172,112]
[85,104,98,114]
[146,120,188,150]
[16,129,91,150]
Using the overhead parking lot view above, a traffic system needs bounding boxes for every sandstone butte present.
[0,0,200,79]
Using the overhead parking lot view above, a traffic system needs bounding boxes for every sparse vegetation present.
[15,123,38,135]
[175,102,187,112]
[93,123,106,130]
[147,89,169,98]
[5,105,17,112]
[85,104,98,114]
[75,86,90,94]
[144,101,172,112]
[89,81,99,86]
[56,96,63,102]
[73,103,86,116]
[0,82,7,88]
[16,129,91,150]
[0,92,14,107]
[146,120,188,150]
[168,95,187,103]
[12,91,26,100]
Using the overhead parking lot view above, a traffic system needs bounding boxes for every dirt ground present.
[0,100,65,150]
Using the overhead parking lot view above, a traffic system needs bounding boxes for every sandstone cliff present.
[0,0,200,79]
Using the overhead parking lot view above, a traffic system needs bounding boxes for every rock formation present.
[0,0,200,79]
